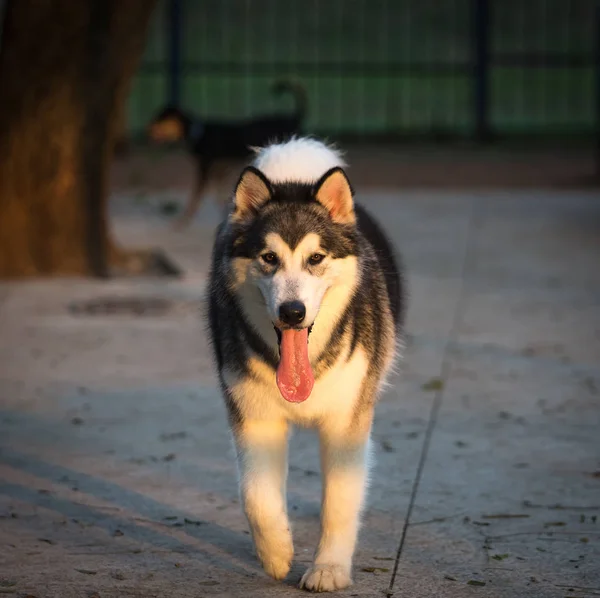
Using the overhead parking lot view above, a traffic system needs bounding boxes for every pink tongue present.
[276,328,314,403]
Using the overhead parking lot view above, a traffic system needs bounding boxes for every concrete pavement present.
[0,186,599,597]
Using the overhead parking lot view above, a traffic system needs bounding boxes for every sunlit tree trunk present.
[0,0,157,278]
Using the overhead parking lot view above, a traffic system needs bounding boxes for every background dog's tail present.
[272,79,308,122]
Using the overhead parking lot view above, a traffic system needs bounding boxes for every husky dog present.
[207,138,404,592]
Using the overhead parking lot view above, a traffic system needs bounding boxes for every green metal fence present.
[127,0,598,140]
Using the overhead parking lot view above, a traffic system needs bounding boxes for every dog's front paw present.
[260,552,292,581]
[255,532,294,580]
[299,564,352,592]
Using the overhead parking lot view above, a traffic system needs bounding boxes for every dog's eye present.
[261,252,278,265]
[309,253,325,265]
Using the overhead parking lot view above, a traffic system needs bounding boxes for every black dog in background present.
[148,80,307,228]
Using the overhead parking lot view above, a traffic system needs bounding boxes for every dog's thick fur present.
[148,81,307,228]
[207,138,404,592]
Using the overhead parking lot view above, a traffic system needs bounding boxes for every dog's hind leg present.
[234,419,293,581]
[173,161,211,229]
[213,161,236,217]
[300,411,373,592]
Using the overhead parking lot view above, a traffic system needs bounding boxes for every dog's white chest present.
[224,347,369,425]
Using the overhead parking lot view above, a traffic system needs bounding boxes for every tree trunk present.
[0,0,158,278]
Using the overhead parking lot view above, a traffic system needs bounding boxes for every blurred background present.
[109,0,600,219]
[130,0,596,142]
[1,0,598,279]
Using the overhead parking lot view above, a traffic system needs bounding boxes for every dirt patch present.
[68,297,174,317]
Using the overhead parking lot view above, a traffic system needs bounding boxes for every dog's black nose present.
[279,301,306,326]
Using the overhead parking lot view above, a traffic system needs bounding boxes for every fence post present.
[596,1,600,178]
[473,0,490,141]
[166,0,182,106]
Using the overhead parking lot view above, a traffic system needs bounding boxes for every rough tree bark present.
[0,0,158,278]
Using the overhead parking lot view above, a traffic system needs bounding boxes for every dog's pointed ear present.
[314,167,355,224]
[232,166,272,222]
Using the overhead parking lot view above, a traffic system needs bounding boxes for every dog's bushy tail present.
[271,79,308,123]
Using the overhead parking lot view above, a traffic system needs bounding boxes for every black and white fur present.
[207,138,404,592]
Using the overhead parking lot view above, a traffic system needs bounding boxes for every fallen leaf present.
[361,567,389,573]
[381,440,395,453]
[444,575,457,581]
[75,569,97,575]
[482,514,530,519]
[184,518,206,526]
[422,378,444,392]
[373,557,394,561]
[491,553,509,561]
[467,580,486,587]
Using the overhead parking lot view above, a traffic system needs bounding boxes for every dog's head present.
[226,166,359,402]
[147,105,188,143]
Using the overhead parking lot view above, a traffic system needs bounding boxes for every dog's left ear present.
[314,167,355,225]
[232,166,272,222]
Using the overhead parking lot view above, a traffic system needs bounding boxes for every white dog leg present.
[234,419,293,580]
[300,418,372,592]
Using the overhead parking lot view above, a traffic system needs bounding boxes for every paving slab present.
[390,192,600,598]
[0,187,599,598]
